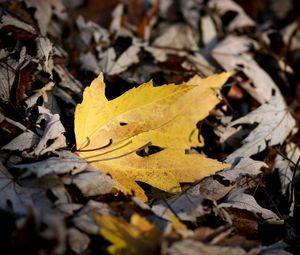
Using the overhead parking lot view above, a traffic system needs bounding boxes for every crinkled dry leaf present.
[209,0,255,31]
[217,157,266,183]
[76,16,110,47]
[73,200,113,235]
[167,239,255,255]
[147,24,199,62]
[0,49,27,103]
[273,155,294,196]
[67,227,90,254]
[24,81,55,108]
[0,13,37,35]
[219,190,280,222]
[80,52,100,74]
[36,37,54,77]
[67,171,115,197]
[213,35,283,104]
[201,15,217,45]
[75,73,230,200]
[15,151,88,177]
[272,143,300,215]
[199,158,266,200]
[30,106,66,155]
[226,99,296,162]
[24,0,65,36]
[3,130,39,151]
[152,191,206,222]
[261,241,293,255]
[0,162,53,214]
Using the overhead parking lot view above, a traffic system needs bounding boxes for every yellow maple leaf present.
[94,213,160,255]
[75,72,230,200]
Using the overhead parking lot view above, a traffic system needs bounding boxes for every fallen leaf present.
[219,190,280,222]
[94,213,160,255]
[54,65,83,98]
[213,35,283,104]
[167,239,256,255]
[15,151,88,177]
[79,52,100,74]
[152,191,206,222]
[66,170,115,197]
[36,37,54,77]
[165,210,188,232]
[272,143,300,216]
[73,200,113,235]
[24,81,55,108]
[147,24,199,62]
[261,241,293,255]
[13,209,67,254]
[221,208,259,238]
[180,0,202,30]
[75,73,230,200]
[0,162,54,214]
[216,234,261,251]
[282,22,300,51]
[29,106,66,155]
[0,50,22,103]
[209,0,255,31]
[199,157,266,200]
[226,98,296,162]
[67,227,90,254]
[93,43,141,76]
[217,157,266,183]
[145,23,214,75]
[3,130,39,151]
[0,13,37,35]
[24,0,65,36]
[200,15,217,45]
[273,155,293,196]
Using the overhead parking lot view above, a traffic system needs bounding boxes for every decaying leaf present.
[24,81,55,108]
[24,0,65,36]
[209,0,255,31]
[199,157,266,200]
[30,106,66,155]
[67,227,90,254]
[15,150,87,177]
[94,213,160,255]
[0,13,37,35]
[0,162,54,214]
[213,35,283,104]
[152,191,207,222]
[2,130,40,151]
[147,24,199,62]
[66,170,115,197]
[167,239,256,255]
[272,143,300,216]
[72,200,113,235]
[219,190,280,222]
[36,36,54,77]
[146,23,214,76]
[226,98,296,162]
[108,43,140,75]
[75,72,230,200]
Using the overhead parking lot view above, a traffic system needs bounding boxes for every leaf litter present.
[0,0,300,254]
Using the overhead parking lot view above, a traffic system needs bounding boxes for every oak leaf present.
[75,72,230,200]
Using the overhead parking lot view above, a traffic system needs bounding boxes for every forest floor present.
[1,0,300,254]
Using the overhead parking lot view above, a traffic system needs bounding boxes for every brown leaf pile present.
[0,0,300,254]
